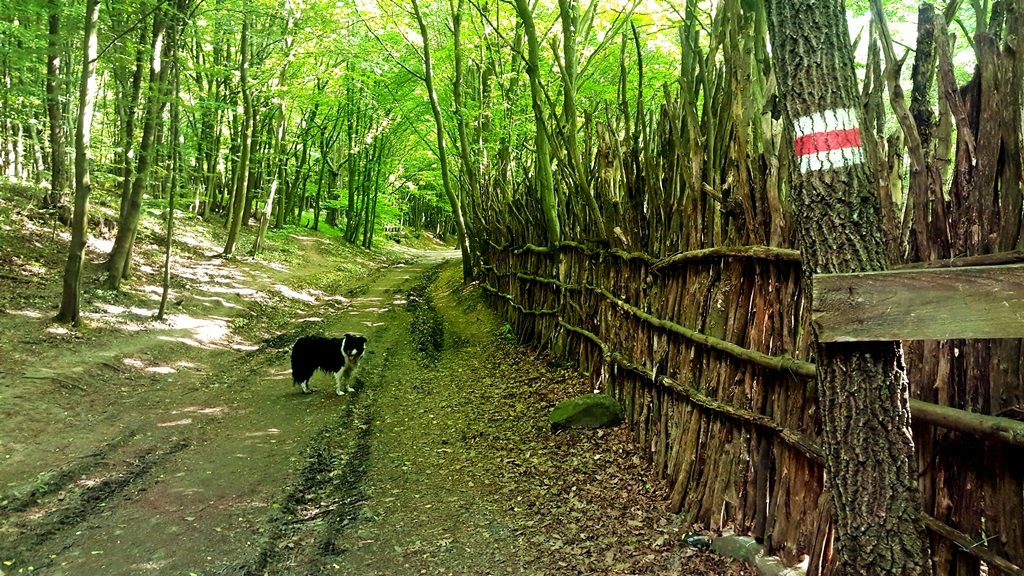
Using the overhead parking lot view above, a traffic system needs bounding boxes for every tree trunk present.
[251,60,291,257]
[514,0,560,245]
[158,37,183,321]
[450,0,482,274]
[44,0,67,208]
[766,0,931,574]
[223,10,252,257]
[106,8,170,289]
[557,0,606,240]
[55,0,101,326]
[410,0,474,281]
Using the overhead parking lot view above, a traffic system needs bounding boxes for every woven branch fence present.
[470,1,1024,572]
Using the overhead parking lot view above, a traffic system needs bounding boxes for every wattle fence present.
[470,6,1024,568]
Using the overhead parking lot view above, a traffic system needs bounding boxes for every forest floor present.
[0,187,752,575]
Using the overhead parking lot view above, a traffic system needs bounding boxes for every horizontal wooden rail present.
[589,284,817,377]
[650,245,802,271]
[479,284,558,316]
[921,514,1024,575]
[892,249,1024,270]
[556,319,824,463]
[504,242,803,269]
[909,399,1024,448]
[813,264,1024,341]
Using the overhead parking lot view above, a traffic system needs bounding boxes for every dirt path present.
[1,227,749,575]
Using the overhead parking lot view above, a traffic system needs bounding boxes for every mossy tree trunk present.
[44,0,66,208]
[514,0,560,245]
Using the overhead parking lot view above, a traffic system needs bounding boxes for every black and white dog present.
[291,334,367,396]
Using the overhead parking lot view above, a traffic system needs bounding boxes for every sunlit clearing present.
[98,303,127,314]
[362,321,386,327]
[9,308,44,319]
[158,418,193,427]
[297,316,324,322]
[145,366,176,374]
[271,283,317,303]
[176,406,226,415]
[231,343,259,351]
[123,358,147,369]
[244,428,281,437]
[191,295,242,310]
[157,313,231,346]
[45,323,69,334]
[7,258,48,277]
[197,283,260,297]
[90,236,114,253]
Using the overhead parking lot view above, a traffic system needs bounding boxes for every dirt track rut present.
[1,252,456,575]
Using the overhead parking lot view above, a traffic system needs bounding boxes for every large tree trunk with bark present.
[766,0,931,573]
[55,0,101,326]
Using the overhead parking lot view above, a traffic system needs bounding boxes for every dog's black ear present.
[343,333,352,339]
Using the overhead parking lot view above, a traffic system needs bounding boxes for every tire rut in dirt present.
[0,427,141,514]
[0,440,190,571]
[406,265,446,365]
[230,390,375,576]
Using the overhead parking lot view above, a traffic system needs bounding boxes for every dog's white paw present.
[346,386,355,393]
[336,388,346,396]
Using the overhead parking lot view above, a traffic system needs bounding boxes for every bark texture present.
[765,0,931,573]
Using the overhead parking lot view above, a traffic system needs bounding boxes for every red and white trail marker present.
[792,108,864,173]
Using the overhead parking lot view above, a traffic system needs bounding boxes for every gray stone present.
[549,394,623,431]
[709,535,807,576]
[710,535,764,562]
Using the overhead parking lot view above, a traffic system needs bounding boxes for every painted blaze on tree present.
[766,0,932,574]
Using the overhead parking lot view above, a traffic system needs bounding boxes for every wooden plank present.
[812,264,1024,342]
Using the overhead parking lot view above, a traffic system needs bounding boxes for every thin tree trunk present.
[514,0,559,245]
[411,0,475,280]
[158,42,183,321]
[223,10,252,257]
[44,0,67,208]
[557,0,606,240]
[251,41,291,258]
[766,0,931,573]
[450,0,482,273]
[118,26,148,223]
[56,0,101,326]
[106,9,170,288]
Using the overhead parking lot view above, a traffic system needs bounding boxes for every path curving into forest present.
[0,235,749,575]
